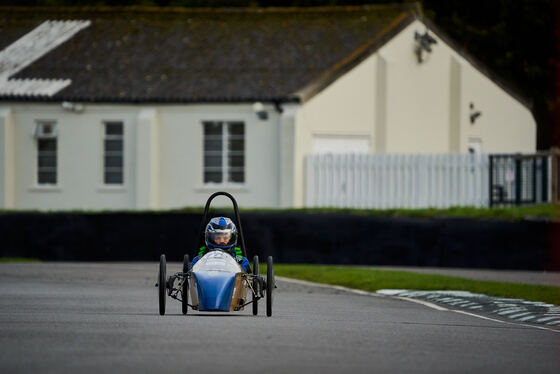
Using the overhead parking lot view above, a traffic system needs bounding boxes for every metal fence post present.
[552,147,559,204]
[532,157,537,204]
[489,155,494,207]
[541,156,548,202]
[515,156,522,206]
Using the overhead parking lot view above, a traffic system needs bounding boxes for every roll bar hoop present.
[195,191,248,259]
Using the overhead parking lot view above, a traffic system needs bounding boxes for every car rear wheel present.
[158,254,166,316]
[266,256,274,317]
[252,255,259,316]
[182,254,190,315]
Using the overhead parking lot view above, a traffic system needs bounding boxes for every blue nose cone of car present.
[194,271,237,311]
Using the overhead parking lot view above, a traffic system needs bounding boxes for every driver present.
[189,217,251,272]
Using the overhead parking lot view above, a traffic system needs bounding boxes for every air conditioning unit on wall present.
[34,122,57,138]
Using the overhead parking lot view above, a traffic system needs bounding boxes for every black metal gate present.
[489,154,549,207]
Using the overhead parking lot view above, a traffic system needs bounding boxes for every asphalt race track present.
[1,263,559,373]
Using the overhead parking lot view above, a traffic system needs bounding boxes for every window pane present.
[38,137,57,185]
[203,121,244,185]
[204,155,222,168]
[104,124,124,184]
[106,122,123,135]
[104,155,123,168]
[228,139,244,152]
[105,171,123,184]
[105,139,123,152]
[228,171,244,183]
[204,122,222,135]
[204,171,222,183]
[204,139,222,152]
[41,123,55,135]
[38,171,56,184]
[228,122,244,135]
[38,155,56,167]
[204,122,224,184]
[38,139,56,151]
[228,155,244,167]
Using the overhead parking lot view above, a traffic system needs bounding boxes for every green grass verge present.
[0,257,41,263]
[269,264,560,305]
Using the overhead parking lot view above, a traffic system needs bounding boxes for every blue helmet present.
[205,217,237,250]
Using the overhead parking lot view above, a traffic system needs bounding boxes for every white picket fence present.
[305,153,489,209]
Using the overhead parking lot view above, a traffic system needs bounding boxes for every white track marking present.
[497,308,525,315]
[454,310,560,333]
[453,310,509,324]
[468,305,483,310]
[276,276,560,333]
[518,315,538,322]
[509,312,532,319]
[392,296,449,311]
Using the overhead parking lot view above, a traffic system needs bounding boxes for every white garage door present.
[312,134,370,154]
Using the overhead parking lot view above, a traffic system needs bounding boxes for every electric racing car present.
[156,191,275,317]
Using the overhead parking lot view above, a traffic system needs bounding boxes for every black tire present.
[266,256,274,317]
[158,254,166,315]
[182,254,190,315]
[252,255,259,316]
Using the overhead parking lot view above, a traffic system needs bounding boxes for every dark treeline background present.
[1,0,558,149]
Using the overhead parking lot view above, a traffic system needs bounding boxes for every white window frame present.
[35,120,58,185]
[103,121,124,185]
[202,121,245,185]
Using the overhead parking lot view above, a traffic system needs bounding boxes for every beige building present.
[0,6,535,210]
